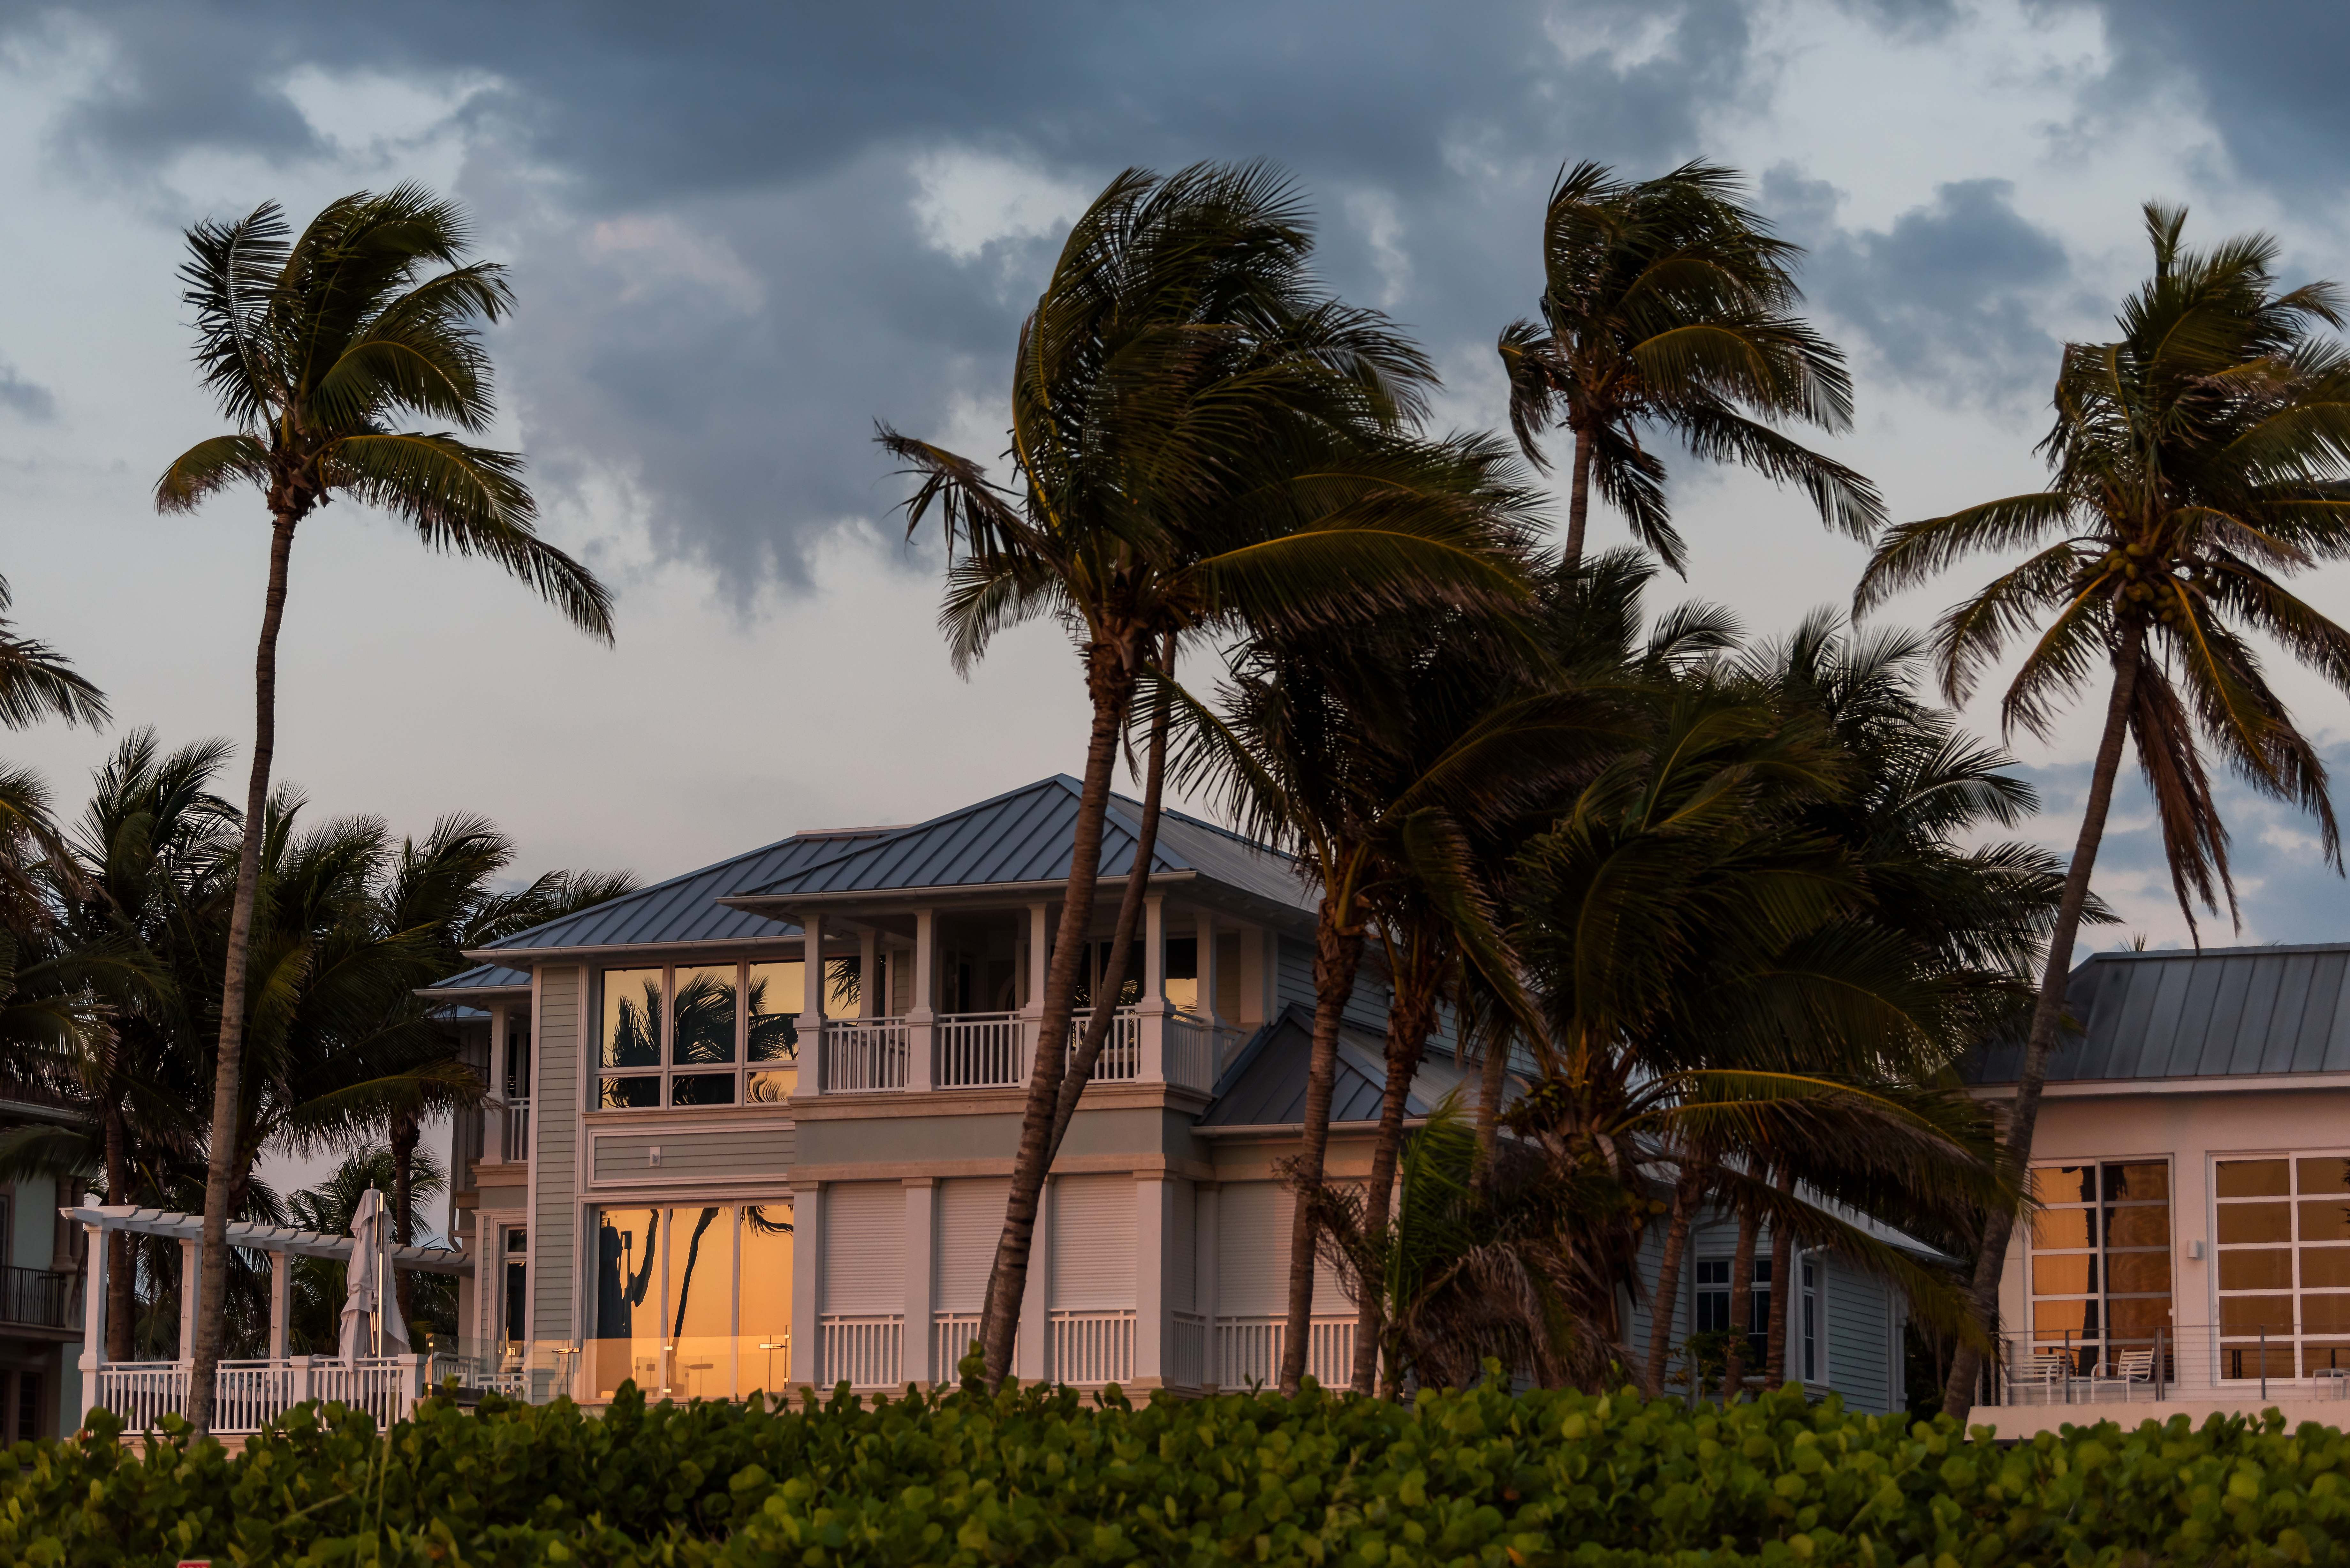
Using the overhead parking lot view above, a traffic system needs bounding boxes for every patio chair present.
[2090,1347,2153,1398]
[2011,1350,2071,1404]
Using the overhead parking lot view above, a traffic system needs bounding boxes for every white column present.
[1135,1173,1169,1387]
[858,929,879,1019]
[1194,909,1220,1027]
[268,1250,291,1360]
[1138,895,1167,1082]
[797,913,825,1097]
[1196,1185,1220,1391]
[792,1182,822,1389]
[177,1238,200,1365]
[907,909,936,1093]
[1023,903,1050,1080]
[79,1224,104,1375]
[903,1179,935,1386]
[1017,1180,1050,1384]
[1235,923,1269,1028]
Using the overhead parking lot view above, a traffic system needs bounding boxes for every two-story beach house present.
[414,776,1916,1413]
[1966,941,2350,1433]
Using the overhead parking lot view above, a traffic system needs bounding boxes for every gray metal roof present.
[423,963,531,998]
[1967,942,2350,1084]
[463,831,891,956]
[740,776,1311,913]
[1197,1003,1478,1127]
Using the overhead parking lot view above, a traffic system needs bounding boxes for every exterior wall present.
[588,1126,796,1185]
[1992,1079,2350,1404]
[530,966,581,1341]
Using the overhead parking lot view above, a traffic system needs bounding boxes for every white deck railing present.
[1170,1311,1208,1390]
[1163,1013,1213,1091]
[1050,1309,1136,1385]
[1213,1315,1356,1391]
[936,1013,1026,1088]
[497,1097,531,1163]
[1068,1008,1142,1080]
[818,1313,904,1387]
[821,1019,910,1092]
[92,1355,432,1435]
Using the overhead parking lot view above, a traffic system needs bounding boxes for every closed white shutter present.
[1216,1182,1348,1315]
[934,1177,1009,1314]
[1050,1174,1136,1309]
[822,1182,905,1314]
[1169,1180,1195,1313]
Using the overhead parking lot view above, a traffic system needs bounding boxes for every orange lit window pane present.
[2217,1160,2290,1198]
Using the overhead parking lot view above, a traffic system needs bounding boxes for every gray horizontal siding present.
[592,1125,795,1184]
[533,966,580,1340]
[1824,1257,1890,1414]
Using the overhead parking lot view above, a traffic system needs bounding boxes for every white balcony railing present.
[1213,1315,1355,1391]
[1050,1309,1136,1385]
[818,1313,904,1387]
[1170,1311,1208,1391]
[821,1019,910,1093]
[1163,1013,1214,1092]
[936,1012,1026,1088]
[497,1097,532,1163]
[92,1356,432,1436]
[1067,1008,1142,1080]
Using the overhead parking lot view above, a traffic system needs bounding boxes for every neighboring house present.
[0,1088,87,1440]
[420,775,1912,1408]
[1966,941,2350,1432]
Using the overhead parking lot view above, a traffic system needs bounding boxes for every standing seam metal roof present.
[1965,942,2350,1084]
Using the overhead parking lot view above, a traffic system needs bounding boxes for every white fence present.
[1213,1315,1356,1391]
[1164,1014,1213,1091]
[1170,1312,1207,1390]
[936,1013,1026,1088]
[818,1313,904,1388]
[821,1019,910,1092]
[1049,1310,1136,1385]
[1068,1009,1142,1080]
[92,1356,431,1435]
[497,1097,531,1163]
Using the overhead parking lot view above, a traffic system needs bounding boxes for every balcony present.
[0,1266,77,1332]
[815,1008,1243,1097]
[494,1097,531,1164]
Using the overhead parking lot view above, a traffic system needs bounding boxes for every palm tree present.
[153,185,614,1429]
[1497,161,1883,570]
[879,161,1534,1388]
[1856,205,2350,1421]
[0,574,108,735]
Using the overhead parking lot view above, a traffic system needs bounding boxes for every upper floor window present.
[2214,1152,2350,1379]
[2025,1160,2172,1372]
[598,960,804,1111]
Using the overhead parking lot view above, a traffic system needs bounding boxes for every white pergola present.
[63,1202,472,1372]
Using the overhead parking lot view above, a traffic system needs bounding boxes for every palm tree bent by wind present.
[1498,161,1883,571]
[1856,205,2350,1422]
[154,185,613,1431]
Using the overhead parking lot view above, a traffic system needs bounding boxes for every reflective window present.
[747,962,802,1063]
[672,966,738,1066]
[2025,1158,2171,1375]
[590,960,806,1111]
[2215,1150,2350,1379]
[588,1203,793,1401]
[601,969,664,1069]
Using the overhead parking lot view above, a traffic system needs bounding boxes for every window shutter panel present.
[1050,1174,1135,1309]
[822,1182,905,1314]
[934,1177,1009,1314]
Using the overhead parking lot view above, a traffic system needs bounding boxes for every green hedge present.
[6,1378,2350,1566]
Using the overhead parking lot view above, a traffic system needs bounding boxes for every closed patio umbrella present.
[338,1188,409,1361]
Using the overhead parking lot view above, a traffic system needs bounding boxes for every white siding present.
[1215,1181,1346,1315]
[1169,1180,1196,1313]
[1824,1255,1890,1413]
[823,1181,906,1314]
[1050,1174,1135,1309]
[935,1177,1008,1314]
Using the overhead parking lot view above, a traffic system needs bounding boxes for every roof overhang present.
[1970,1071,2350,1100]
[59,1204,474,1275]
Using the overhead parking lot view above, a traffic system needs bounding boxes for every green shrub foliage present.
[9,1379,2350,1565]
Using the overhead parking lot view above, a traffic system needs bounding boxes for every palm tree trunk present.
[1563,421,1595,569]
[101,1091,133,1361]
[1762,1167,1795,1390]
[1941,637,2143,1423]
[1474,1013,1510,1172]
[390,1111,419,1327]
[976,638,1136,1389]
[189,508,297,1434]
[1351,944,1438,1394]
[1278,888,1366,1394]
[1723,1206,1760,1398]
[1642,1169,1701,1395]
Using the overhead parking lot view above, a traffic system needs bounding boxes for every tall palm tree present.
[0,574,108,735]
[153,185,614,1429]
[1497,161,1883,570]
[1856,205,2350,1421]
[879,161,1534,1388]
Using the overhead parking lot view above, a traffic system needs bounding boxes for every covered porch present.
[67,1203,479,1435]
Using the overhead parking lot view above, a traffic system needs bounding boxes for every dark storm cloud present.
[1769,170,2071,404]
[0,360,53,420]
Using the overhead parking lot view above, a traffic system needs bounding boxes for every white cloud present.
[909,147,1090,263]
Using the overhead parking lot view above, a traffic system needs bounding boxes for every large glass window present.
[597,961,803,1111]
[2216,1152,2350,1379]
[588,1202,794,1401]
[2026,1161,2172,1373]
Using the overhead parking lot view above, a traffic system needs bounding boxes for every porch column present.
[1195,1184,1220,1391]
[903,1179,935,1385]
[487,1001,510,1161]
[1016,1178,1050,1384]
[907,909,936,1092]
[1022,903,1049,1080]
[1135,1172,1169,1388]
[1193,909,1220,1027]
[1138,894,1167,1083]
[797,912,826,1097]
[1235,923,1270,1028]
[177,1237,200,1365]
[79,1223,104,1376]
[858,929,879,1018]
[792,1181,822,1390]
[268,1249,290,1360]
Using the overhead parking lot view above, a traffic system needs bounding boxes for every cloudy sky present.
[3,0,2347,978]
